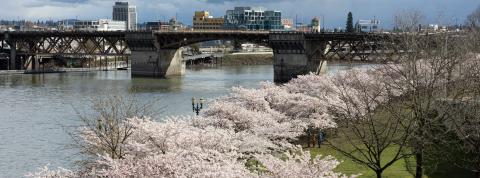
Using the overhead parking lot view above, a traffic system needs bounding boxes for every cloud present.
[50,0,89,3]
[24,0,92,7]
[200,0,288,4]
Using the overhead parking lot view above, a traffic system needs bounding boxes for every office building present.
[144,18,186,31]
[113,2,137,30]
[356,19,380,32]
[98,19,126,31]
[145,21,170,31]
[193,11,224,30]
[224,7,283,31]
[73,20,99,31]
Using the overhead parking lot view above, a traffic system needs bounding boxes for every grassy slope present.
[308,146,413,178]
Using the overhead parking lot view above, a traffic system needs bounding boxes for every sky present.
[0,0,479,29]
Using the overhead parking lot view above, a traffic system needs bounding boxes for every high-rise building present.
[112,2,137,30]
[224,7,283,31]
[193,11,224,30]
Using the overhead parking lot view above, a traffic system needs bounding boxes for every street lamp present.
[192,97,204,116]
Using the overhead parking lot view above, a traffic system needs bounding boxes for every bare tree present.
[435,31,480,177]
[394,9,424,32]
[467,5,480,28]
[325,71,415,178]
[68,92,159,169]
[379,21,477,177]
[440,97,480,178]
[322,11,477,177]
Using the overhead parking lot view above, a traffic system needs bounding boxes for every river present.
[0,63,372,177]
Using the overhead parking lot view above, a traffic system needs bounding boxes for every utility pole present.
[322,15,325,32]
[295,14,298,30]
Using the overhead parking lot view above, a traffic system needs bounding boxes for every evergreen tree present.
[346,12,354,33]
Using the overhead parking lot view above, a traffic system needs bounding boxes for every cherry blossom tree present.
[68,93,157,171]
[26,165,75,178]
[255,150,357,178]
[44,115,354,178]
[31,65,404,178]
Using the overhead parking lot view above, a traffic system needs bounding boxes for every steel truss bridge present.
[0,31,395,58]
[0,31,129,56]
[0,30,404,81]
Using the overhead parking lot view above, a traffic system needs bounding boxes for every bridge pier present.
[273,53,308,83]
[126,32,186,78]
[305,40,328,75]
[25,56,40,71]
[270,33,328,83]
[9,43,16,70]
[130,48,185,77]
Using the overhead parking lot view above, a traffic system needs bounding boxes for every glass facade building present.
[112,2,137,30]
[224,7,283,31]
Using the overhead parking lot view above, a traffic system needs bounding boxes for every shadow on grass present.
[297,135,474,178]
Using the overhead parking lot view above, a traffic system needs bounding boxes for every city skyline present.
[0,0,479,29]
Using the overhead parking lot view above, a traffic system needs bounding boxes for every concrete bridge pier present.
[270,33,328,83]
[126,32,185,78]
[9,43,16,70]
[130,48,185,77]
[305,40,328,75]
[25,56,40,71]
[273,53,309,83]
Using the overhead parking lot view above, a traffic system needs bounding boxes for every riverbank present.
[0,67,129,75]
[216,53,388,66]
[0,70,25,75]
[219,53,273,66]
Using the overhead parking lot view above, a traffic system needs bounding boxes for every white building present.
[0,25,7,32]
[98,19,126,31]
[281,18,293,30]
[429,24,439,31]
[113,2,137,30]
[311,17,321,32]
[71,19,126,31]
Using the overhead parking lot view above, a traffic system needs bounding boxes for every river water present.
[0,63,371,177]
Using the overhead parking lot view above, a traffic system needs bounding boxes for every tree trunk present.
[415,151,423,178]
[477,160,480,178]
[376,170,383,178]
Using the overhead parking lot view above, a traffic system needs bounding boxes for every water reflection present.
[129,76,184,93]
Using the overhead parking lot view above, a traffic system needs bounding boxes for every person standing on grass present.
[307,127,313,147]
[317,129,325,148]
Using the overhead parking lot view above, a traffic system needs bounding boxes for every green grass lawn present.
[308,146,414,178]
[308,145,475,178]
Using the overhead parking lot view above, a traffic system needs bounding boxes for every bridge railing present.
[154,29,271,34]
